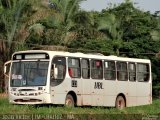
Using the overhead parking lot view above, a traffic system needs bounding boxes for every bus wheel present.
[115,96,126,109]
[65,94,74,107]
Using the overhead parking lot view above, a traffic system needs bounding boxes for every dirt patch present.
[0,93,8,98]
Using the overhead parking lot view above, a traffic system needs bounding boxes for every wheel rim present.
[65,95,74,107]
[66,98,73,106]
[118,100,124,108]
[118,100,122,107]
[116,96,125,109]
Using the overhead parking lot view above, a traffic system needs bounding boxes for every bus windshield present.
[10,61,49,87]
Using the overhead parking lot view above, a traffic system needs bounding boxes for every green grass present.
[0,97,160,120]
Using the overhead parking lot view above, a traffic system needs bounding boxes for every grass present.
[0,97,160,120]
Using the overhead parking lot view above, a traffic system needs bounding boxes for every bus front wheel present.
[115,96,126,109]
[65,94,74,107]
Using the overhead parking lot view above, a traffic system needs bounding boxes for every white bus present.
[5,50,152,109]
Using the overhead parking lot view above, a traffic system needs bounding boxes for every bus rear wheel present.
[115,96,126,109]
[65,94,75,107]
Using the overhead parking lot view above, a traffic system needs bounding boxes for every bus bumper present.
[9,93,51,104]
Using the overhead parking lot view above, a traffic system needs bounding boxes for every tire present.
[65,94,75,107]
[115,96,126,109]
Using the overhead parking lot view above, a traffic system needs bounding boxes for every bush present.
[153,84,160,98]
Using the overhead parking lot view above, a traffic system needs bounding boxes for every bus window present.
[91,60,103,79]
[81,59,90,79]
[68,58,81,78]
[137,63,149,82]
[128,63,136,81]
[11,61,48,87]
[117,62,128,81]
[104,61,116,80]
[51,57,66,86]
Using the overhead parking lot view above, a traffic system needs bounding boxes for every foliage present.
[106,1,160,57]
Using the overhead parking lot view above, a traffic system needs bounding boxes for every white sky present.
[80,0,160,14]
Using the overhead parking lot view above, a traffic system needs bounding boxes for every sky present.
[80,0,160,14]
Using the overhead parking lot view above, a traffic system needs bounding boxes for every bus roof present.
[13,50,151,63]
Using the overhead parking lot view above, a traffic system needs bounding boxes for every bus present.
[5,50,152,109]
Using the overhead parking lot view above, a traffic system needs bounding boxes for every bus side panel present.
[136,82,151,106]
[51,93,66,104]
[50,78,82,105]
[50,79,70,104]
[116,81,128,105]
[82,79,91,106]
[128,82,137,107]
[103,80,117,107]
[91,80,104,106]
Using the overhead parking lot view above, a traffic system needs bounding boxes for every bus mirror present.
[54,64,58,79]
[4,60,11,77]
[4,65,7,74]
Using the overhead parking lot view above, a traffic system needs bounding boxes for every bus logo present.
[94,82,104,89]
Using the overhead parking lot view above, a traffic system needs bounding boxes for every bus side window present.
[91,60,103,79]
[117,62,128,81]
[81,59,90,79]
[129,63,136,81]
[104,61,116,80]
[137,63,149,82]
[51,57,66,86]
[68,58,81,78]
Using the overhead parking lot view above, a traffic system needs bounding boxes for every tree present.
[46,0,87,45]
[106,1,160,57]
[94,11,123,55]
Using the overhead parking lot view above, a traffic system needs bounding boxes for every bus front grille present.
[14,99,42,102]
